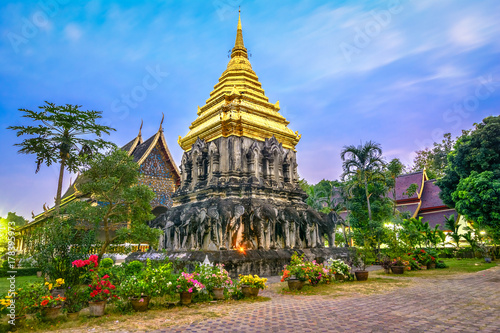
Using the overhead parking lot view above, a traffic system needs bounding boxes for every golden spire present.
[178,11,301,152]
[231,8,247,59]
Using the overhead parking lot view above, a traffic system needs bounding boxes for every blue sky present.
[1,0,499,219]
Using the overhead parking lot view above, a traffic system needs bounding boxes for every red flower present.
[103,289,110,294]
[41,300,49,306]
[102,274,110,279]
[110,285,116,290]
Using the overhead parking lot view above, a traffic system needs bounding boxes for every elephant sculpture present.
[279,207,302,249]
[251,202,278,250]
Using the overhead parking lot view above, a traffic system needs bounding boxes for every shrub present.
[101,257,114,268]
[125,261,144,276]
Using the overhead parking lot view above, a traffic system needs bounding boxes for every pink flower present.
[188,288,193,293]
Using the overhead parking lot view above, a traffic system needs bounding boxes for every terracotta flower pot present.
[354,271,369,281]
[287,279,305,291]
[88,300,107,317]
[241,285,259,297]
[212,287,225,300]
[67,311,80,320]
[420,265,428,270]
[42,305,62,320]
[391,266,405,274]
[180,291,192,305]
[428,263,436,269]
[130,296,150,312]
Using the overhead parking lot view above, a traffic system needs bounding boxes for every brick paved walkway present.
[157,266,500,333]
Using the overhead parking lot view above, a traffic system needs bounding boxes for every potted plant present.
[72,255,117,316]
[176,272,205,305]
[238,274,267,297]
[64,286,87,320]
[352,247,375,281]
[281,252,308,290]
[325,258,352,281]
[39,294,66,319]
[202,264,232,300]
[390,258,406,274]
[410,249,431,270]
[120,275,156,311]
[49,278,65,299]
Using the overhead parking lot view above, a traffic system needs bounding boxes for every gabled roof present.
[394,170,428,201]
[21,121,180,230]
[420,180,447,210]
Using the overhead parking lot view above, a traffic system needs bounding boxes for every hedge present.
[0,268,40,277]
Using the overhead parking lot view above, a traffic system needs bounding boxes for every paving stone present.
[152,266,500,333]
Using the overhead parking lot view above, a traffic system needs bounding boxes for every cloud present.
[64,23,83,41]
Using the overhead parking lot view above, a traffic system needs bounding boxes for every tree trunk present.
[363,174,372,221]
[55,158,66,214]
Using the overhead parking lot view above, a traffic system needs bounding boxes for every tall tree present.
[437,116,500,241]
[8,102,115,211]
[69,148,161,260]
[386,158,405,214]
[341,141,385,221]
[411,133,455,179]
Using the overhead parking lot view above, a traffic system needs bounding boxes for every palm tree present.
[444,215,462,250]
[8,102,115,212]
[340,141,385,221]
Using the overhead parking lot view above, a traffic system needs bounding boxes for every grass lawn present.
[0,275,43,295]
[272,277,412,298]
[373,258,497,279]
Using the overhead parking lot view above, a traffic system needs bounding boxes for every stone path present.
[156,266,500,333]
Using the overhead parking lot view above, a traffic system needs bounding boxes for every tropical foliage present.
[7,102,115,210]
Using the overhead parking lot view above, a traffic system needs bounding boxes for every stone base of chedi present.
[126,248,354,277]
[150,136,341,251]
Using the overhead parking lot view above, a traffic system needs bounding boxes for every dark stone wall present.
[126,248,355,277]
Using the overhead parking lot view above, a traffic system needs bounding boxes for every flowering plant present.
[39,294,66,308]
[198,264,233,290]
[44,278,65,293]
[176,272,205,293]
[281,252,308,282]
[304,260,323,285]
[325,258,351,277]
[120,274,166,299]
[64,286,88,313]
[88,273,117,301]
[72,255,117,301]
[238,274,267,290]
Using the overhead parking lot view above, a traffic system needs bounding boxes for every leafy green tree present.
[411,133,454,179]
[27,215,97,285]
[341,141,385,221]
[437,116,500,241]
[386,158,405,203]
[1,213,28,253]
[69,148,162,260]
[8,102,115,211]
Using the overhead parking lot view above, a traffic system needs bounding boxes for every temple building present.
[393,169,467,232]
[151,11,339,251]
[16,121,180,251]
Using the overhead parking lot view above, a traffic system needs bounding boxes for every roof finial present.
[231,8,247,59]
[139,119,143,137]
[159,113,164,131]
